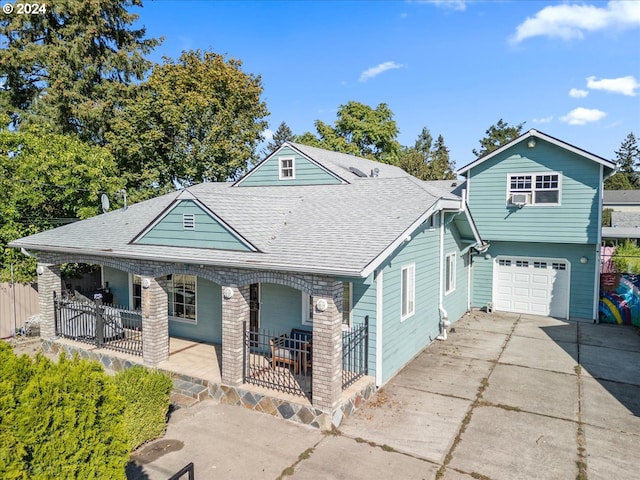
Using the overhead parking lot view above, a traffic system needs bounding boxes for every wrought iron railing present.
[342,316,369,390]
[168,462,195,480]
[53,292,143,357]
[243,322,312,399]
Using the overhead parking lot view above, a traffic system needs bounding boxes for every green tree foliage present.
[605,132,640,190]
[472,119,525,158]
[0,345,130,479]
[397,128,455,180]
[612,240,640,274]
[114,366,173,451]
[298,101,402,164]
[0,128,124,281]
[108,50,269,197]
[0,0,160,144]
[264,121,295,155]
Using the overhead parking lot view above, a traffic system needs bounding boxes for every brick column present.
[37,263,61,339]
[141,276,169,366]
[311,280,343,411]
[221,285,250,386]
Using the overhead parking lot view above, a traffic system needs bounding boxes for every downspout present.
[593,164,604,323]
[437,209,449,340]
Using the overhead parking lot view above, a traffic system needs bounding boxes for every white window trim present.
[506,172,562,207]
[342,282,353,331]
[279,156,296,180]
[169,274,198,325]
[401,264,415,321]
[301,292,313,326]
[445,253,456,295]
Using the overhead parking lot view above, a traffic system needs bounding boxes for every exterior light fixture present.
[527,139,536,148]
[36,265,45,275]
[141,278,152,289]
[580,256,588,264]
[316,298,328,312]
[223,287,234,299]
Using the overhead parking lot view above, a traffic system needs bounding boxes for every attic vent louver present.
[183,214,195,230]
[349,167,368,178]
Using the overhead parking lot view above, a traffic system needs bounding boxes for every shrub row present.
[0,343,173,479]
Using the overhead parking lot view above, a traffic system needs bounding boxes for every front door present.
[249,283,260,344]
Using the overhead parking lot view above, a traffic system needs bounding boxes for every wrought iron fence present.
[342,316,369,390]
[53,292,143,357]
[243,322,312,399]
[168,462,195,480]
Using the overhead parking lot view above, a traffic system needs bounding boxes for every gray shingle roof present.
[603,190,640,205]
[10,148,469,277]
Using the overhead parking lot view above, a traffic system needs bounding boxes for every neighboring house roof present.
[456,129,616,176]
[602,226,640,240]
[603,190,640,206]
[11,146,485,278]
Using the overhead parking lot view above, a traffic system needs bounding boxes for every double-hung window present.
[169,274,197,323]
[508,172,561,206]
[401,264,415,320]
[279,157,295,179]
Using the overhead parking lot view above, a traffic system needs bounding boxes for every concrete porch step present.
[171,378,209,408]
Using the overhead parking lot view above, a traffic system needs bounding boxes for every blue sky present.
[135,0,640,168]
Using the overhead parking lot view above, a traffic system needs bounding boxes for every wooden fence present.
[0,283,39,338]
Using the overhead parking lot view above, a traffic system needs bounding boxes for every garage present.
[493,257,569,319]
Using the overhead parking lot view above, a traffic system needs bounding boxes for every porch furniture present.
[270,328,312,375]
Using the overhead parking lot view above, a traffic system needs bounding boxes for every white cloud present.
[560,107,607,125]
[359,61,404,82]
[261,129,274,142]
[533,116,554,124]
[587,75,639,96]
[422,0,467,12]
[511,1,640,43]
[569,88,589,98]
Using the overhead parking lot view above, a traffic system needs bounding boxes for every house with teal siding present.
[10,141,486,427]
[457,129,615,321]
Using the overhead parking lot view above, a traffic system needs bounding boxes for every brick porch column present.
[37,262,61,340]
[311,280,343,411]
[141,276,169,366]
[221,285,250,386]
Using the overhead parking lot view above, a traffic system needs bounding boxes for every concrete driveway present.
[129,311,640,480]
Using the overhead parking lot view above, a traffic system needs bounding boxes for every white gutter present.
[594,164,604,322]
[467,250,472,312]
[375,269,384,386]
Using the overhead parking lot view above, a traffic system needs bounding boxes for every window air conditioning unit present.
[511,193,530,206]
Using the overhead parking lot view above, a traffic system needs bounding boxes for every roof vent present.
[370,168,380,177]
[349,167,368,178]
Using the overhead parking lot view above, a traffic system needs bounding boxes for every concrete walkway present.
[128,311,640,480]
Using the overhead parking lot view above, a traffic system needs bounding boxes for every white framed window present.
[507,172,561,206]
[342,282,352,329]
[301,293,313,326]
[401,264,415,320]
[168,274,197,324]
[279,157,295,180]
[445,253,456,294]
[183,213,195,230]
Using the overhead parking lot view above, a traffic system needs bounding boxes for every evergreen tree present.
[0,0,160,143]
[429,134,456,180]
[605,132,640,189]
[264,121,295,154]
[473,119,525,158]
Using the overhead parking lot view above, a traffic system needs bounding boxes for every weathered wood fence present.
[0,283,39,338]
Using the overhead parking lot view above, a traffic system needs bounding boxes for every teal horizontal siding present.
[137,200,251,251]
[442,218,471,323]
[102,266,129,308]
[259,283,304,333]
[473,241,597,320]
[238,146,342,186]
[467,139,601,244]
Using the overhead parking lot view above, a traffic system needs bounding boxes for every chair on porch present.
[269,336,300,374]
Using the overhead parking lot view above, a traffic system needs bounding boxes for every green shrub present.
[114,366,173,451]
[612,240,640,274]
[0,348,130,479]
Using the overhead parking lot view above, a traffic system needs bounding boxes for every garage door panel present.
[493,257,568,319]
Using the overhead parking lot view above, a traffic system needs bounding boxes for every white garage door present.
[493,257,569,319]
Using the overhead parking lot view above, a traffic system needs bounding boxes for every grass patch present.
[298,448,314,461]
[381,444,396,452]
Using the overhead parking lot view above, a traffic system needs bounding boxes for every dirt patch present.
[4,337,43,357]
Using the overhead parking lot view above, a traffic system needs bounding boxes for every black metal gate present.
[54,292,143,356]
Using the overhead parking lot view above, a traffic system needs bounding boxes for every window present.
[507,172,561,206]
[279,157,295,180]
[183,214,195,230]
[169,274,197,323]
[401,264,415,320]
[445,253,456,294]
[301,293,313,326]
[342,282,352,328]
[131,275,142,310]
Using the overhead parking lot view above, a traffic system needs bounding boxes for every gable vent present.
[183,214,195,230]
